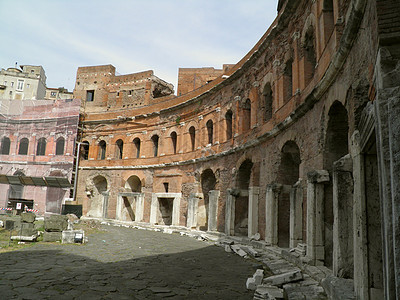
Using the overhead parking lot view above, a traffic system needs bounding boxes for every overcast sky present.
[0,0,278,93]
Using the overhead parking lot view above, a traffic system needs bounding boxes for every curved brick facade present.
[75,1,400,298]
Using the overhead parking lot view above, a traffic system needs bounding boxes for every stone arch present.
[198,169,216,231]
[234,159,253,236]
[125,175,142,193]
[277,140,301,248]
[323,100,349,268]
[87,175,109,218]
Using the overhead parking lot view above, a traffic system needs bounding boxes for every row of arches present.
[0,136,66,156]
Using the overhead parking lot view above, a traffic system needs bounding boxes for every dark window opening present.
[189,126,196,151]
[243,99,251,131]
[36,138,46,156]
[86,90,94,102]
[263,83,273,121]
[81,141,89,160]
[163,182,169,193]
[1,137,11,155]
[116,139,123,159]
[18,138,29,155]
[206,120,213,145]
[99,140,106,160]
[133,138,141,158]
[170,131,177,154]
[225,110,233,140]
[152,135,159,157]
[283,59,293,103]
[55,137,65,155]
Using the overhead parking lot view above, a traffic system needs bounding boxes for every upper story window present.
[283,59,293,103]
[81,141,89,160]
[1,137,11,155]
[4,81,7,86]
[133,138,141,158]
[225,110,233,140]
[116,139,123,159]
[98,140,106,160]
[206,120,213,145]
[242,99,251,131]
[55,137,65,155]
[263,83,273,122]
[17,80,24,91]
[189,126,196,151]
[36,138,47,156]
[170,132,177,154]
[151,135,159,157]
[18,138,29,155]
[51,91,57,97]
[11,82,14,88]
[86,90,94,102]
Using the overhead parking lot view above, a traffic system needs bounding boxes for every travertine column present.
[187,193,201,229]
[225,189,235,236]
[306,170,329,265]
[265,184,282,245]
[135,193,144,222]
[208,190,220,231]
[150,193,158,224]
[290,180,303,248]
[248,187,260,238]
[332,154,354,278]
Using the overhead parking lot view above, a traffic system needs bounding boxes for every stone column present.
[306,170,329,265]
[150,193,158,224]
[225,189,235,236]
[208,190,220,232]
[351,131,369,299]
[102,192,109,219]
[187,193,201,229]
[332,154,354,278]
[248,187,260,238]
[171,193,181,226]
[290,180,303,248]
[116,194,123,221]
[135,193,144,222]
[265,184,282,245]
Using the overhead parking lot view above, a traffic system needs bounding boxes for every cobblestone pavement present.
[0,225,259,299]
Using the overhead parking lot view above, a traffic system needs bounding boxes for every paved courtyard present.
[0,224,258,299]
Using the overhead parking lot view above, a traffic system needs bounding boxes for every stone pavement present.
[0,224,258,299]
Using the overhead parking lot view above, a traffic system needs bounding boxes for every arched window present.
[304,26,316,87]
[18,138,29,155]
[323,0,334,44]
[81,141,89,160]
[36,138,46,156]
[116,139,123,159]
[170,131,177,154]
[98,140,106,160]
[225,110,233,140]
[206,120,213,145]
[133,138,141,158]
[283,59,293,103]
[1,137,10,155]
[189,126,196,151]
[55,137,65,155]
[151,135,159,157]
[263,83,273,121]
[242,99,251,131]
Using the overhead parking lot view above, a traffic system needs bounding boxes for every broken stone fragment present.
[254,284,284,299]
[246,269,264,290]
[250,232,261,241]
[263,270,303,287]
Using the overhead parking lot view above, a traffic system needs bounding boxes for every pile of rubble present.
[43,214,85,244]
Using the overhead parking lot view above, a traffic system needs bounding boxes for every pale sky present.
[0,0,278,93]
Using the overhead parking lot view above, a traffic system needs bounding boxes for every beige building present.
[0,65,47,100]
[45,87,73,100]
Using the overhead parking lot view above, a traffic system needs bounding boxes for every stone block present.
[21,212,36,223]
[11,234,38,242]
[43,231,62,242]
[44,215,68,232]
[62,230,85,244]
[5,217,21,230]
[247,269,264,290]
[263,270,303,287]
[254,285,284,299]
[246,277,257,290]
[20,228,37,236]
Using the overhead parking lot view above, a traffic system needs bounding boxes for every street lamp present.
[72,141,89,202]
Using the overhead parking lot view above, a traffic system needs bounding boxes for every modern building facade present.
[74,0,400,299]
